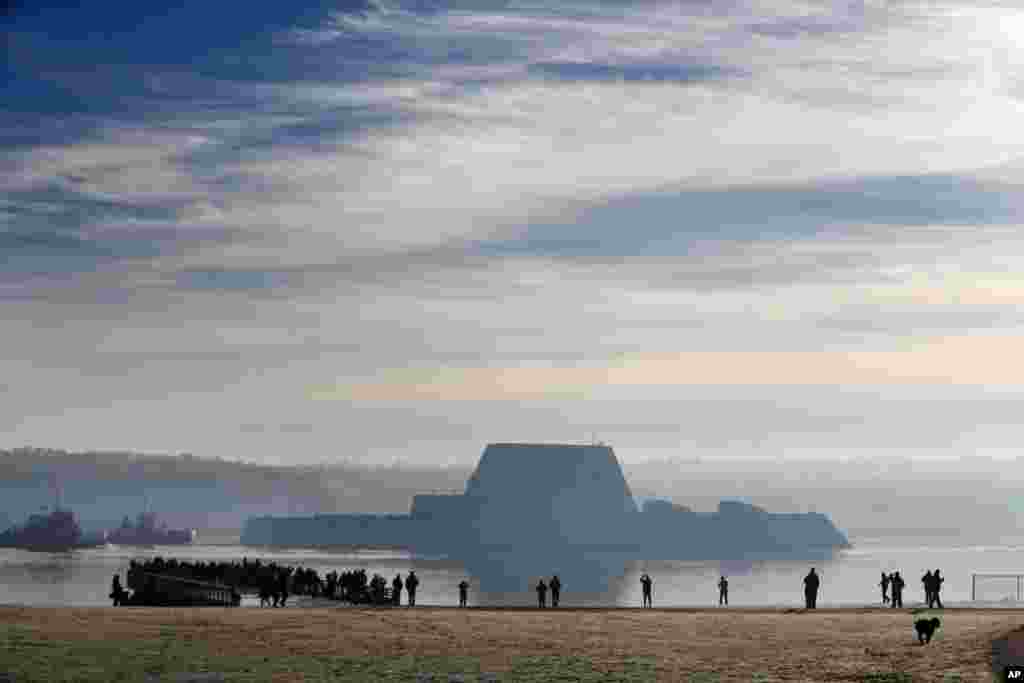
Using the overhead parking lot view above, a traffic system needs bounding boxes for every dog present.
[914,617,941,644]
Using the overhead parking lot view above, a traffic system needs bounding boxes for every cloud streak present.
[5,0,1024,463]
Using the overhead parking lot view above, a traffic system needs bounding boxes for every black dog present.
[914,617,941,644]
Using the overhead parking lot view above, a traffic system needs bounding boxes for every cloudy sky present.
[5,0,1024,467]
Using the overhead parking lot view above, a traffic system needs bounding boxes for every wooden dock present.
[126,568,240,607]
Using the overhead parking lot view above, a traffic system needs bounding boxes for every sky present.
[4,0,1024,467]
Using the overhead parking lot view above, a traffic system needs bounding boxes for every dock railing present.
[127,568,239,606]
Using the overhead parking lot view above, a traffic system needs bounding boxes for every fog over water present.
[4,535,1024,609]
[4,451,1023,545]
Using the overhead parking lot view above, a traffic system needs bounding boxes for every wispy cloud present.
[5,0,1024,463]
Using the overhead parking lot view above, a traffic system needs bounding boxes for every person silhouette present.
[110,573,125,606]
[922,570,933,607]
[536,579,547,608]
[392,573,403,606]
[641,574,652,608]
[550,575,561,608]
[932,569,943,609]
[458,580,469,607]
[891,572,904,608]
[278,570,289,608]
[406,571,419,607]
[145,575,158,605]
[718,576,729,606]
[803,568,820,609]
[880,572,890,605]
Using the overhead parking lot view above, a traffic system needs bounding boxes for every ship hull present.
[108,541,192,547]
[0,508,106,553]
[107,534,193,546]
[0,541,106,553]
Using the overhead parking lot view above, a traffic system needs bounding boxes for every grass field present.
[0,606,1020,682]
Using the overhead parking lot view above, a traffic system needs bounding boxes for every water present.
[4,535,1024,608]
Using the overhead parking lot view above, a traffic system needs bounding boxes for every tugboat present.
[0,508,107,552]
[107,511,195,546]
[0,474,106,552]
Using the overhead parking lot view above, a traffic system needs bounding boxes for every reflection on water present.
[4,538,1024,608]
[21,556,76,584]
[458,545,634,594]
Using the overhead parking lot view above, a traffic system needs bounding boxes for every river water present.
[4,533,1024,608]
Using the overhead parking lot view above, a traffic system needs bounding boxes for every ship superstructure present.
[107,511,194,546]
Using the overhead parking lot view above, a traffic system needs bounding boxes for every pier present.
[126,567,240,607]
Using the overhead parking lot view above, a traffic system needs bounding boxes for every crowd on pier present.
[120,557,422,607]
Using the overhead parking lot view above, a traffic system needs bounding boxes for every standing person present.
[458,580,469,608]
[110,573,125,606]
[270,576,280,608]
[932,569,944,609]
[536,579,547,608]
[405,570,419,607]
[922,571,933,607]
[640,574,653,608]
[718,576,729,606]
[278,570,289,608]
[880,572,890,605]
[891,572,904,608]
[550,575,561,608]
[803,568,820,609]
[392,573,403,606]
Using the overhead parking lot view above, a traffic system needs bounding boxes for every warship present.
[0,507,107,552]
[107,511,195,546]
[242,443,851,591]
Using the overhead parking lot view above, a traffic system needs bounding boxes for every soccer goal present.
[970,573,1024,603]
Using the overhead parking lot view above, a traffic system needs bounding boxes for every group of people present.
[127,557,312,598]
[110,570,243,607]
[119,557,426,607]
[921,570,944,608]
[878,570,944,609]
[534,575,562,607]
[262,568,420,607]
[383,570,420,606]
[310,568,418,606]
[879,571,905,607]
[126,557,311,608]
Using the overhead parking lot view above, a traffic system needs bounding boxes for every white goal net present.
[971,573,1024,603]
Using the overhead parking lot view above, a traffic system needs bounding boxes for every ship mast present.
[49,471,62,512]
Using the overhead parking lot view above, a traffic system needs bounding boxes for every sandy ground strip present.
[1,606,1022,681]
